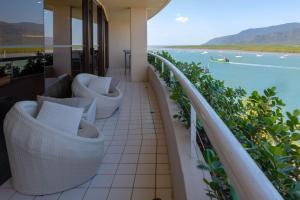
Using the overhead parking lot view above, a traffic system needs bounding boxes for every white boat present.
[235,55,242,58]
[201,51,208,55]
[256,54,263,57]
[280,56,286,59]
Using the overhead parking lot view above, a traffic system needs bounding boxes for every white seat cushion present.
[36,101,84,135]
[88,77,112,95]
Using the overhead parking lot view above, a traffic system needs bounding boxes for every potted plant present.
[0,65,10,86]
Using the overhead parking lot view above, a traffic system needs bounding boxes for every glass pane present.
[93,3,98,51]
[92,2,98,74]
[71,4,83,76]
[0,0,45,86]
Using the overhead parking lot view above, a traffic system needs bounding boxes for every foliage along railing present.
[0,53,53,86]
[148,51,299,200]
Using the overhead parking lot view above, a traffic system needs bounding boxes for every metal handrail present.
[148,52,283,200]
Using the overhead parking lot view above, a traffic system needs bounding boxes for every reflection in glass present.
[92,1,99,74]
[0,0,45,86]
[71,4,83,76]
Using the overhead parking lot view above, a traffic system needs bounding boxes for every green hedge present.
[148,51,300,200]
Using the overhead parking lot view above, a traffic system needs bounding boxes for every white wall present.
[130,8,147,82]
[108,16,130,70]
[108,8,148,82]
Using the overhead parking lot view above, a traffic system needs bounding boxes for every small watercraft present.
[201,51,208,55]
[256,54,263,57]
[210,57,230,63]
[235,55,242,58]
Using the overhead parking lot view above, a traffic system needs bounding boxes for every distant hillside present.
[205,23,300,45]
[0,21,44,46]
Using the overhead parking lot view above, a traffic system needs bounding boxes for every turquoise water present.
[155,48,300,112]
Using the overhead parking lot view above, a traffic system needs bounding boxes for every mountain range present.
[0,21,44,46]
[205,23,300,45]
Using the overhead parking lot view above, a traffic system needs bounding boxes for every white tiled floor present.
[0,68,173,200]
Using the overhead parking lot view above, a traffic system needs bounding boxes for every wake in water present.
[229,62,300,71]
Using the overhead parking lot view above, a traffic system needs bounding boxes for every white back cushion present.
[88,77,112,95]
[36,101,83,135]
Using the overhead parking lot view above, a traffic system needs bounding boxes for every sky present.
[0,0,44,24]
[147,0,300,46]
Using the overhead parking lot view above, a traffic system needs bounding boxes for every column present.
[130,8,148,82]
[53,5,71,75]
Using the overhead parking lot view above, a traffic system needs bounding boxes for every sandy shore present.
[150,47,300,56]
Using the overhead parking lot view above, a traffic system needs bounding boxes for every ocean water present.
[154,48,300,112]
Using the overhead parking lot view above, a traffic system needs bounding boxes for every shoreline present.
[149,46,300,56]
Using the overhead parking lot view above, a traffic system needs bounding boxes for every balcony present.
[0,68,176,200]
[0,1,293,200]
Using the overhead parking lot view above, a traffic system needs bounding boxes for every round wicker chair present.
[4,101,104,195]
[72,73,123,118]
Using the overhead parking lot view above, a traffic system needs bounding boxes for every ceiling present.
[45,0,171,21]
[101,0,170,19]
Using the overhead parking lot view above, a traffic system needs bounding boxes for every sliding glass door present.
[92,1,99,75]
[73,0,108,76]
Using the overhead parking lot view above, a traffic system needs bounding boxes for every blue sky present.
[148,0,300,45]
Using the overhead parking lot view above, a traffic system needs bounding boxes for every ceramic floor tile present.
[138,154,156,164]
[58,188,86,200]
[97,164,118,175]
[102,154,122,164]
[116,164,137,174]
[107,146,125,154]
[0,179,12,188]
[112,175,135,188]
[142,129,155,134]
[120,154,139,164]
[10,192,35,200]
[156,175,172,188]
[123,146,140,154]
[107,189,132,200]
[136,164,156,175]
[131,189,155,200]
[0,189,15,200]
[156,164,170,175]
[127,135,142,140]
[142,134,156,140]
[90,175,114,187]
[134,175,155,188]
[140,146,156,154]
[110,140,126,146]
[35,193,61,200]
[83,188,109,200]
[157,146,168,154]
[156,189,173,200]
[78,180,91,188]
[157,154,169,164]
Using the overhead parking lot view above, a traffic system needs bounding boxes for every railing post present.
[161,61,164,73]
[190,105,197,159]
[154,57,157,64]
[170,70,174,79]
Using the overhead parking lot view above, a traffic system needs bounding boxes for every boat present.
[235,55,242,58]
[280,54,289,59]
[256,54,263,57]
[201,51,208,55]
[210,57,230,63]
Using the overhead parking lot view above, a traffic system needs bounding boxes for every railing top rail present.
[148,52,283,200]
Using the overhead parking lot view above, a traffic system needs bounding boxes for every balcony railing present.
[148,52,283,200]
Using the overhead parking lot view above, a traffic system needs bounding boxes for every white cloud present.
[175,16,189,23]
